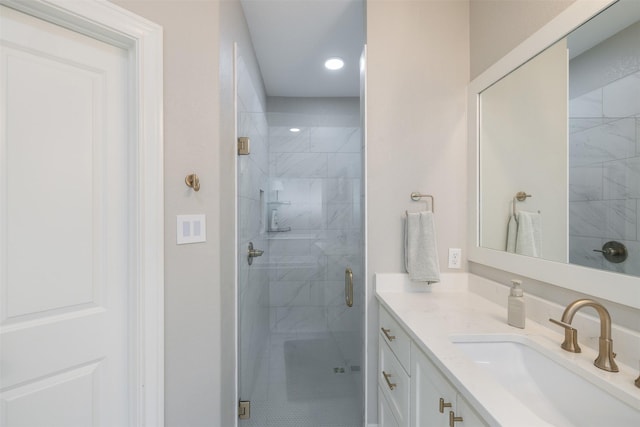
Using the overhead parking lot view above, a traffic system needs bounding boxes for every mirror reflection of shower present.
[568,1,640,277]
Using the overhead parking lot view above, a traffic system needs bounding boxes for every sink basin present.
[451,335,640,427]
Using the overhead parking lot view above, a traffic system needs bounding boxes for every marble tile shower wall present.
[569,70,640,276]
[236,55,270,399]
[266,112,362,339]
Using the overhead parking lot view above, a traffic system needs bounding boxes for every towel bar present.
[410,192,434,213]
[512,191,531,216]
[511,191,540,223]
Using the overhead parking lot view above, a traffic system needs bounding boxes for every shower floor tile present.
[242,332,362,427]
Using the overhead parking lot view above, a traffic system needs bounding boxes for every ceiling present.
[240,0,365,97]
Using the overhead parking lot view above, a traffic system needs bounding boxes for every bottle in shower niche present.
[508,279,525,328]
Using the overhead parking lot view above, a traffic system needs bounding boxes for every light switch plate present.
[177,214,206,244]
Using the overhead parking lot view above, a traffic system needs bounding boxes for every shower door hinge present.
[238,137,250,155]
[238,400,250,420]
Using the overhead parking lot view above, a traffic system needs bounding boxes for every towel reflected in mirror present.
[507,211,542,257]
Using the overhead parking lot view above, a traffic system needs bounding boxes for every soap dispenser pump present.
[508,279,525,329]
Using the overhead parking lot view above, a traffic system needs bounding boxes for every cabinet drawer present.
[379,386,400,427]
[379,339,410,426]
[379,306,411,372]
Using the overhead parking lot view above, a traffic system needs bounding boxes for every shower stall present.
[236,50,365,426]
[567,20,640,277]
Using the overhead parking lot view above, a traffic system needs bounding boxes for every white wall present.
[366,0,469,422]
[470,0,575,78]
[110,1,222,425]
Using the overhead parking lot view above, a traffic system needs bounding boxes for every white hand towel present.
[506,215,517,253]
[404,211,440,283]
[515,211,541,257]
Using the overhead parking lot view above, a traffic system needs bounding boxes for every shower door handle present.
[345,268,353,307]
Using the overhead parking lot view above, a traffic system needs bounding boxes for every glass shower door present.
[237,48,365,427]
[236,50,271,426]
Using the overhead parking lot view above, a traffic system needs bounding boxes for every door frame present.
[0,0,164,425]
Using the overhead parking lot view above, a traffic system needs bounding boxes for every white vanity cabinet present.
[378,305,489,427]
[378,306,411,426]
[379,384,401,427]
[411,345,488,427]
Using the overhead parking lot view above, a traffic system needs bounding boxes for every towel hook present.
[513,191,531,216]
[185,173,200,191]
[410,192,434,213]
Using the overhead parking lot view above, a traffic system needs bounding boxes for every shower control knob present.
[247,242,264,265]
[593,241,627,263]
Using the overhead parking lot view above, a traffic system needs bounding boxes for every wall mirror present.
[468,0,640,309]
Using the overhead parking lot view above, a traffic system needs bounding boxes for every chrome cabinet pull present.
[382,371,396,390]
[449,411,463,427]
[345,267,353,307]
[439,397,452,413]
[381,327,395,342]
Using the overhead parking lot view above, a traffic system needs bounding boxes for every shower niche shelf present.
[268,226,291,233]
[267,201,290,233]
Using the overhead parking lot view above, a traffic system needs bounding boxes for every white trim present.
[0,0,165,424]
[361,44,370,427]
[467,0,640,310]
[232,41,239,427]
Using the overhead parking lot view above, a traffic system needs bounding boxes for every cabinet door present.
[456,395,490,427]
[411,346,456,427]
[379,386,401,427]
[379,339,410,425]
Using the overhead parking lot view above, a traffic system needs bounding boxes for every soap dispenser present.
[508,279,525,328]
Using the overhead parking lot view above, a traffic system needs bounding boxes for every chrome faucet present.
[549,299,618,372]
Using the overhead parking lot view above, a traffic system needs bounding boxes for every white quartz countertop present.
[375,273,640,427]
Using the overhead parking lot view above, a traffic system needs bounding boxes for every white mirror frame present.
[468,0,640,310]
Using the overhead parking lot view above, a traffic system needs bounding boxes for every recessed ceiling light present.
[289,128,301,133]
[324,57,344,71]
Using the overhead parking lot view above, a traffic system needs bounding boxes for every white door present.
[1,5,131,426]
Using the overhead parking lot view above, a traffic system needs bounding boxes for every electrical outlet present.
[448,248,462,269]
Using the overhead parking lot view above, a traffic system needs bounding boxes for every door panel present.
[1,5,129,426]
[3,363,99,426]
[6,50,98,317]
